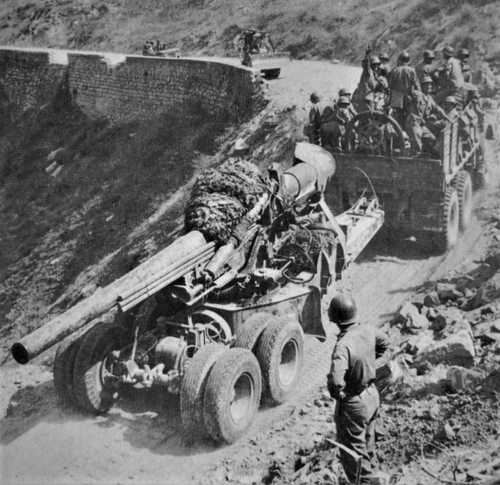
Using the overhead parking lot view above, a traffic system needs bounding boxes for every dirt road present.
[0,59,498,485]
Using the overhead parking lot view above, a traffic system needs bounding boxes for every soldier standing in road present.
[416,50,436,85]
[388,51,420,126]
[327,294,389,484]
[458,48,472,83]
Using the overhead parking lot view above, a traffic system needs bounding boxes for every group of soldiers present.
[308,45,480,156]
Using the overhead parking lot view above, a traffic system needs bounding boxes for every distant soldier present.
[308,92,322,145]
[458,48,472,83]
[436,46,464,106]
[327,294,389,485]
[143,40,155,56]
[415,50,436,86]
[388,51,420,126]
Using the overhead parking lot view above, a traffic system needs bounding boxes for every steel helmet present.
[370,55,381,66]
[443,45,454,57]
[421,75,433,84]
[328,294,358,326]
[338,95,350,105]
[310,92,320,103]
[398,51,410,63]
[444,95,457,105]
[423,49,435,60]
[339,87,351,96]
[379,52,389,62]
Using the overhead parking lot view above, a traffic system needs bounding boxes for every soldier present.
[436,46,464,106]
[458,48,472,83]
[352,49,381,111]
[142,40,155,56]
[338,88,357,117]
[326,294,389,484]
[416,50,436,85]
[388,51,420,126]
[308,92,322,145]
[405,77,448,153]
[321,95,357,151]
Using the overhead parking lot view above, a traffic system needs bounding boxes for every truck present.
[11,142,383,444]
[332,89,487,251]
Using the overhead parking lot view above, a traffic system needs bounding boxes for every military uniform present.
[328,323,389,484]
[405,90,447,152]
[388,64,420,125]
[436,56,464,104]
[416,61,436,86]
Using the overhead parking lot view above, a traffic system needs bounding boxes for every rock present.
[376,358,406,384]
[398,302,429,333]
[484,369,500,392]
[431,307,469,334]
[446,366,484,392]
[415,329,475,367]
[423,291,440,307]
[436,282,463,302]
[491,319,500,333]
[436,422,456,441]
[464,287,491,310]
[474,321,500,344]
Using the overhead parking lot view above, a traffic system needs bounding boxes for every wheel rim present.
[448,198,459,247]
[230,372,254,424]
[192,310,232,345]
[278,339,299,387]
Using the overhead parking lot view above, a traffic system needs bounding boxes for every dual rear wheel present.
[179,313,304,444]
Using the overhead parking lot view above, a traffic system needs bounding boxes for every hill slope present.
[0,0,499,65]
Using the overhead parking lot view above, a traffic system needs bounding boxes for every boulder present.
[436,282,463,302]
[474,321,500,345]
[398,302,429,334]
[446,366,484,392]
[431,307,469,334]
[423,291,440,308]
[415,329,475,367]
[376,358,407,384]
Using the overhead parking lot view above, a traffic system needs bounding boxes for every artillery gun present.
[11,142,383,444]
[333,87,488,251]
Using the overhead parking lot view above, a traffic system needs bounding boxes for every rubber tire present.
[72,322,126,414]
[434,188,460,252]
[180,343,226,441]
[455,170,473,231]
[53,336,82,407]
[203,348,262,444]
[255,317,304,405]
[233,312,270,351]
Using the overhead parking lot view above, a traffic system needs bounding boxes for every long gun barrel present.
[11,231,214,364]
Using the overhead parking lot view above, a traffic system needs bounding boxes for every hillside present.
[0,0,499,66]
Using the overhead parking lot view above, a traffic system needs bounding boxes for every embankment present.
[0,46,266,124]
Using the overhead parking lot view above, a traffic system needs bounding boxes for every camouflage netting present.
[184,158,267,244]
[278,228,337,273]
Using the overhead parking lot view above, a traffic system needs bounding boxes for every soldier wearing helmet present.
[436,45,464,105]
[416,49,436,85]
[388,51,421,125]
[352,47,385,112]
[406,76,448,153]
[458,47,471,83]
[307,92,322,145]
[326,294,389,484]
